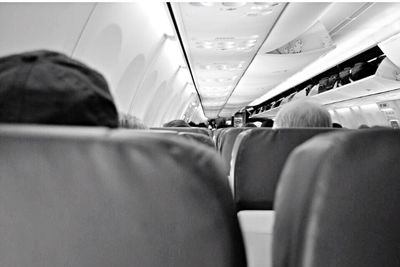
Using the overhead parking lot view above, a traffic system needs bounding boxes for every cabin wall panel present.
[160,84,195,124]
[72,3,194,126]
[332,104,390,128]
[129,41,197,126]
[0,3,94,57]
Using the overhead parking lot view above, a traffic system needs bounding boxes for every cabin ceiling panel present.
[172,2,286,118]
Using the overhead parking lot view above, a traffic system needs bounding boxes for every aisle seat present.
[230,128,338,267]
[0,124,246,267]
[213,128,227,149]
[230,128,337,210]
[274,129,400,267]
[177,131,215,148]
[219,128,252,175]
[151,127,211,137]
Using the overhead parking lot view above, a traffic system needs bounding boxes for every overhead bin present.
[378,32,400,70]
[258,3,331,53]
[225,21,335,116]
[252,57,400,118]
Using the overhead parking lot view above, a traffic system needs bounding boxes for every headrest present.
[151,127,210,136]
[219,128,251,174]
[0,50,118,127]
[274,129,400,267]
[0,124,246,267]
[178,131,215,148]
[231,128,337,210]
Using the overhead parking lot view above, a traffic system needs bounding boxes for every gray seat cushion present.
[0,124,246,267]
[231,128,337,210]
[274,129,400,267]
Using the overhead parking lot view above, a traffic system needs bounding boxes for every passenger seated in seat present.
[0,50,118,127]
[274,100,331,128]
[332,122,343,128]
[260,118,274,127]
[118,113,147,129]
[163,119,190,127]
[244,122,257,127]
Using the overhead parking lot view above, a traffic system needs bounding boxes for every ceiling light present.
[261,9,273,15]
[221,2,247,7]
[197,64,211,70]
[250,4,271,10]
[196,44,213,49]
[216,64,228,70]
[246,9,272,17]
[190,2,215,7]
[215,77,237,83]
[199,78,214,83]
[246,39,257,43]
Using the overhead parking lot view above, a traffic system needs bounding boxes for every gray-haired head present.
[118,113,148,129]
[274,100,332,128]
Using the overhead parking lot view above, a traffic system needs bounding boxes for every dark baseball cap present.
[0,50,118,127]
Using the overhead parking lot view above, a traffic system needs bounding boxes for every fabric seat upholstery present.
[0,124,246,267]
[177,131,215,149]
[230,128,336,211]
[219,128,251,175]
[274,129,400,267]
[151,127,211,137]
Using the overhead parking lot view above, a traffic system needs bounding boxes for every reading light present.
[222,2,246,7]
[251,4,271,10]
[190,2,215,7]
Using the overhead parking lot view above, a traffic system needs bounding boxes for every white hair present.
[118,112,148,129]
[274,100,332,128]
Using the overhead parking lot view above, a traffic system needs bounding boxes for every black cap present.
[0,50,118,127]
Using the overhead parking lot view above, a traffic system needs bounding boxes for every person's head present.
[245,122,257,127]
[358,124,370,129]
[261,118,274,127]
[332,122,343,128]
[118,113,147,129]
[273,100,332,128]
[0,50,118,127]
[163,119,190,127]
[215,117,227,129]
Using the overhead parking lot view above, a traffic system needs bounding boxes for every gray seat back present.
[0,124,246,267]
[178,131,215,149]
[219,128,251,175]
[151,127,211,137]
[274,129,400,267]
[231,128,337,211]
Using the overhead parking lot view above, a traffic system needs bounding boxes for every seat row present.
[274,128,400,267]
[216,126,400,267]
[216,127,340,267]
[2,123,399,267]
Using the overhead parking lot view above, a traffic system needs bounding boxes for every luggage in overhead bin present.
[272,98,283,108]
[318,77,329,93]
[307,84,320,96]
[280,97,288,106]
[287,92,297,102]
[327,73,339,90]
[338,67,352,86]
[304,84,314,95]
[291,88,307,100]
[351,62,375,81]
